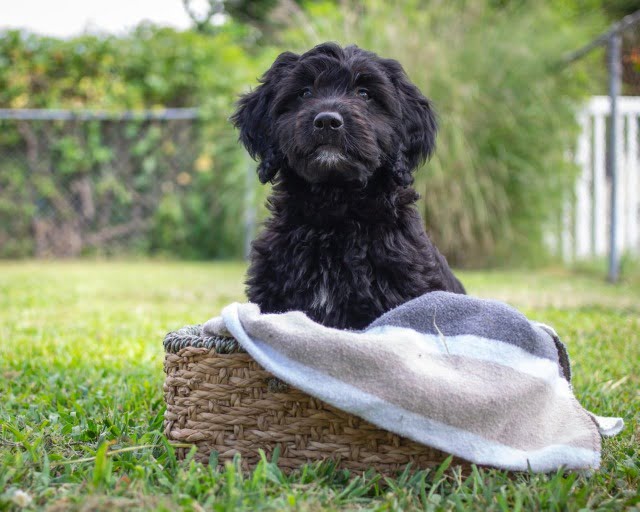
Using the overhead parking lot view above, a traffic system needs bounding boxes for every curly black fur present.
[232,43,465,330]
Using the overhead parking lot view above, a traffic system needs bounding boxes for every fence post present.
[575,111,592,258]
[607,33,622,283]
[627,113,639,251]
[593,111,607,255]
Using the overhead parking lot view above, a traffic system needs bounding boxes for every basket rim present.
[163,324,244,354]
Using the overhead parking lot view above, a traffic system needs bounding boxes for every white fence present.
[563,95,640,260]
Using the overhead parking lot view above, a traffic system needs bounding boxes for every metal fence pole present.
[607,33,622,283]
[564,9,640,282]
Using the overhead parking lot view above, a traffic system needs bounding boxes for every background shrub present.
[0,1,608,264]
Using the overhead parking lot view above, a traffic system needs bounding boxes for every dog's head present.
[231,42,437,186]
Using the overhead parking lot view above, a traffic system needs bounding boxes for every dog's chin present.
[290,147,372,185]
[315,146,346,168]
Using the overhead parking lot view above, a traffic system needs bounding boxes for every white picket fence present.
[562,95,640,260]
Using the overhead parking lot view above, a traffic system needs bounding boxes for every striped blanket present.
[203,292,623,472]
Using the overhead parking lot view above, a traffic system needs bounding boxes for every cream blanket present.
[203,292,623,472]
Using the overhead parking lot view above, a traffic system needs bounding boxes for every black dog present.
[232,43,465,330]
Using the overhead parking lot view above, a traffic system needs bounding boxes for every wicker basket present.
[163,325,455,473]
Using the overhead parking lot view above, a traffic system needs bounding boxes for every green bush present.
[0,25,274,259]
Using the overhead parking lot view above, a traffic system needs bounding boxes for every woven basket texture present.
[163,325,454,473]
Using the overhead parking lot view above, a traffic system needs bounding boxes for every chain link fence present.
[0,109,208,258]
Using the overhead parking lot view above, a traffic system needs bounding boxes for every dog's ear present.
[231,52,299,184]
[381,59,437,186]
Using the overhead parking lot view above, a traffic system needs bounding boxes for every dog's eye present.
[357,88,370,100]
[300,87,313,99]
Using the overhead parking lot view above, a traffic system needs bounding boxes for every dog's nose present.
[313,112,344,130]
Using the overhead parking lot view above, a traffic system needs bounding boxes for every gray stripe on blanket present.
[369,291,561,364]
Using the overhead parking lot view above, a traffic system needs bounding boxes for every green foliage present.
[0,24,268,110]
[0,1,610,264]
[0,159,35,257]
[0,25,275,259]
[0,262,638,510]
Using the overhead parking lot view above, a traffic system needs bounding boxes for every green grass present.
[0,261,638,511]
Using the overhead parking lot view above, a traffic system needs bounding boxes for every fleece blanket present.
[202,292,623,472]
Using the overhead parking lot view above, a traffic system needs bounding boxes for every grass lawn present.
[0,261,638,511]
